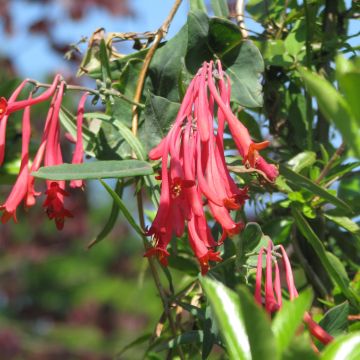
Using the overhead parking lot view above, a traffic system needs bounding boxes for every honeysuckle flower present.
[70,92,89,189]
[0,100,32,223]
[254,240,333,346]
[42,81,73,229]
[0,76,61,165]
[146,60,276,273]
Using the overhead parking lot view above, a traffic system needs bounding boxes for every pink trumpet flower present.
[254,240,333,346]
[146,60,277,273]
[70,92,89,189]
[42,81,73,230]
[0,99,32,223]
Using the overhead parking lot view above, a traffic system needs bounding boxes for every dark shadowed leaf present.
[319,302,349,337]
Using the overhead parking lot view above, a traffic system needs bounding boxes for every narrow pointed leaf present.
[292,208,360,307]
[200,277,251,360]
[99,179,143,236]
[280,165,353,213]
[33,160,153,180]
[272,289,313,355]
[237,286,278,360]
[87,180,123,249]
[299,67,360,157]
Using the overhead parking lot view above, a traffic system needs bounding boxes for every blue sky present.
[1,0,358,80]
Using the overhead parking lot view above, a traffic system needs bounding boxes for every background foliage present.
[0,0,359,359]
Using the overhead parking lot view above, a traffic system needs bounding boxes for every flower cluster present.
[146,61,278,274]
[0,76,87,229]
[255,240,333,347]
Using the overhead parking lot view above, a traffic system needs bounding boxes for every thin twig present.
[130,3,184,357]
[315,142,345,184]
[235,0,249,38]
[131,0,183,136]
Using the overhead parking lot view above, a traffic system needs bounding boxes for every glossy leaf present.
[321,332,360,360]
[142,93,180,152]
[272,289,313,355]
[33,160,153,180]
[200,277,251,360]
[299,67,360,157]
[280,165,353,213]
[287,151,316,173]
[237,286,278,360]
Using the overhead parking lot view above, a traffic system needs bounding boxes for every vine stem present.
[315,142,345,184]
[235,0,249,39]
[130,1,184,358]
[26,79,144,108]
[131,0,183,136]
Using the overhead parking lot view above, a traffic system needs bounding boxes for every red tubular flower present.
[146,61,273,273]
[41,82,73,229]
[0,99,32,223]
[70,92,88,189]
[254,240,333,345]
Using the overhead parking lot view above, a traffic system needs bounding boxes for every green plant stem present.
[129,2,184,357]
[131,0,183,136]
[315,142,345,184]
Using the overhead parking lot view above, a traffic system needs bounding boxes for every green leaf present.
[321,332,360,360]
[190,0,207,12]
[210,0,229,18]
[282,335,318,360]
[185,12,264,107]
[149,24,188,101]
[324,214,360,235]
[84,112,147,160]
[319,302,349,337]
[338,174,360,213]
[99,39,112,82]
[272,289,313,355]
[99,179,143,237]
[240,222,263,254]
[116,333,152,357]
[209,19,264,107]
[59,107,96,157]
[154,330,204,351]
[141,93,180,152]
[336,56,360,124]
[287,151,316,173]
[257,39,293,67]
[87,180,123,249]
[167,255,199,277]
[200,277,251,360]
[284,20,306,57]
[237,286,278,360]
[202,304,220,359]
[280,165,353,213]
[299,67,360,157]
[33,160,153,180]
[292,208,360,307]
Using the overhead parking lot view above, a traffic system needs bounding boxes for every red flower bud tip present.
[43,182,73,230]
